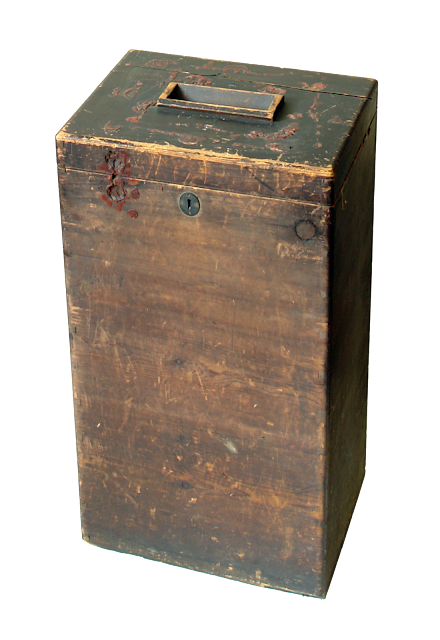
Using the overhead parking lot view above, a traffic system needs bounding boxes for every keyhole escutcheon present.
[179,192,200,217]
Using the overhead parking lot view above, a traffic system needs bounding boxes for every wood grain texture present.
[324,115,377,593]
[59,170,330,596]
[57,137,332,205]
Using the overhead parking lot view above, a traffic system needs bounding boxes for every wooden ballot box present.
[56,50,377,597]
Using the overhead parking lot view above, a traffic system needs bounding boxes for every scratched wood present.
[57,138,332,204]
[57,56,377,190]
[59,171,330,595]
[57,50,377,598]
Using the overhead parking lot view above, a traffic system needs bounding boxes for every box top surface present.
[57,50,377,184]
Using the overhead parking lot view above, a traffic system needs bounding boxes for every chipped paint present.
[133,99,156,114]
[260,85,287,95]
[123,83,143,99]
[246,123,299,142]
[103,121,122,135]
[300,82,327,91]
[308,94,320,122]
[185,74,213,86]
[126,99,156,123]
[96,149,131,175]
[145,58,177,69]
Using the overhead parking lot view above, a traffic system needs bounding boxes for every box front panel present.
[59,163,330,596]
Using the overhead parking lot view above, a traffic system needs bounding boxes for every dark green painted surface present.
[61,50,377,173]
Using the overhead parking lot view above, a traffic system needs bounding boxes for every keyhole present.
[179,192,200,216]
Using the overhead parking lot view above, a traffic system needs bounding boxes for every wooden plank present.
[57,137,333,204]
[324,114,377,594]
[59,168,331,596]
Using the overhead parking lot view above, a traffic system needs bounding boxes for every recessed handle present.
[157,82,283,122]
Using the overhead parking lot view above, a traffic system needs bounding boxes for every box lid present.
[56,50,377,204]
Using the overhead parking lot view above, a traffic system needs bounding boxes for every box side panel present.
[324,114,377,593]
[332,82,377,200]
[56,138,332,205]
[58,167,331,597]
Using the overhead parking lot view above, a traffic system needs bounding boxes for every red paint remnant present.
[196,123,204,128]
[169,122,190,127]
[287,112,303,120]
[127,100,156,123]
[101,193,113,206]
[246,123,299,141]
[300,82,327,91]
[196,61,222,71]
[112,87,122,95]
[97,149,143,212]
[185,74,213,86]
[329,115,344,124]
[145,58,177,69]
[314,142,323,148]
[123,84,142,99]
[261,85,286,94]
[97,159,109,172]
[133,100,156,114]
[203,124,228,133]
[223,64,255,75]
[230,133,241,138]
[127,209,139,219]
[290,445,296,449]
[125,63,131,66]
[104,121,122,135]
[308,94,320,121]
[160,186,164,191]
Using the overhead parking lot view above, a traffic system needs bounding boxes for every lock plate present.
[179,192,200,217]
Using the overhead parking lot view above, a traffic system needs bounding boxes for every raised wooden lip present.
[157,82,284,121]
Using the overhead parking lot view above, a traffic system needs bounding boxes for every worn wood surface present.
[59,172,330,596]
[57,50,377,597]
[57,137,332,205]
[56,50,377,197]
[324,114,377,592]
